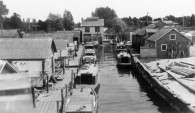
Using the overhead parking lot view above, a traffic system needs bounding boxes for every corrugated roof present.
[81,17,104,26]
[147,28,190,42]
[54,39,68,50]
[0,38,57,59]
[0,29,19,38]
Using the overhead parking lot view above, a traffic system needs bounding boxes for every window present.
[85,27,90,32]
[169,34,176,40]
[161,44,167,51]
[95,27,100,32]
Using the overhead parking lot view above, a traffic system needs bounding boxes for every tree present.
[0,1,9,29]
[165,15,176,21]
[189,14,195,26]
[153,18,162,21]
[9,13,22,29]
[47,13,64,32]
[122,16,134,27]
[37,20,47,32]
[3,17,11,29]
[63,10,74,30]
[0,1,9,20]
[112,17,128,41]
[92,7,117,28]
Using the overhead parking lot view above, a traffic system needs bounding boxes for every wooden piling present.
[47,75,49,93]
[31,87,36,108]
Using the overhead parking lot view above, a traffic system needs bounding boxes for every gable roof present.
[0,38,57,59]
[54,39,68,50]
[147,28,191,42]
[0,29,19,38]
[82,17,104,27]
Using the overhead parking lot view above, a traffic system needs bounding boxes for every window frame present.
[95,26,100,32]
[169,34,176,40]
[161,44,167,51]
[85,27,90,32]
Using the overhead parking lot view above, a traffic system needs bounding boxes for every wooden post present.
[73,73,76,88]
[61,89,64,112]
[68,57,69,69]
[65,85,67,97]
[31,87,36,108]
[47,75,49,93]
[57,101,59,113]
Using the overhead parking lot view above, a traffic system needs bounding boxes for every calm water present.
[97,44,178,113]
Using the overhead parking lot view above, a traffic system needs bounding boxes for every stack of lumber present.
[171,66,195,78]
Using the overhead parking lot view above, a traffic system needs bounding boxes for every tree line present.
[0,1,76,33]
[0,1,195,33]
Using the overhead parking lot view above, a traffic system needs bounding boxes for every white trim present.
[161,44,167,51]
[169,34,176,40]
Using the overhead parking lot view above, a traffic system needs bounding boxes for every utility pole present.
[183,16,184,27]
[146,12,149,25]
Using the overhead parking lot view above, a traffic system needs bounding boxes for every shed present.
[146,28,191,58]
[0,38,57,78]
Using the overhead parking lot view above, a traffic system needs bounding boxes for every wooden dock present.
[35,48,81,113]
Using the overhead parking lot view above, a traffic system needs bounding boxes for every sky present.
[2,0,195,23]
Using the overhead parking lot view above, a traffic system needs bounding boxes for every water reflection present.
[98,44,177,113]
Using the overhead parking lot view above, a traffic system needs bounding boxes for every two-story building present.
[81,17,104,43]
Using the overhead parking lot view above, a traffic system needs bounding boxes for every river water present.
[97,44,178,113]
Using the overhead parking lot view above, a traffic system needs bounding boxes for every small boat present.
[117,51,131,67]
[76,57,100,93]
[83,49,97,62]
[85,42,96,50]
[64,88,98,113]
[115,42,127,53]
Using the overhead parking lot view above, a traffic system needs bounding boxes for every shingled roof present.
[57,31,80,38]
[0,29,20,38]
[147,28,190,42]
[81,17,104,27]
[0,38,57,59]
[54,39,68,50]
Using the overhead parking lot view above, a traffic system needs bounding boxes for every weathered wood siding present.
[11,61,42,77]
[157,30,190,58]
[140,47,157,58]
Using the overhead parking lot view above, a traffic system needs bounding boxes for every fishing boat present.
[117,51,131,67]
[115,42,127,53]
[0,74,35,113]
[85,42,96,50]
[83,49,97,62]
[64,88,98,113]
[76,57,100,93]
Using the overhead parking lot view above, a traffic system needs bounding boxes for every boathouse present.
[145,28,191,58]
[0,38,57,87]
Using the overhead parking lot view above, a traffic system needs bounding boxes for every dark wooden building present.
[145,28,191,58]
